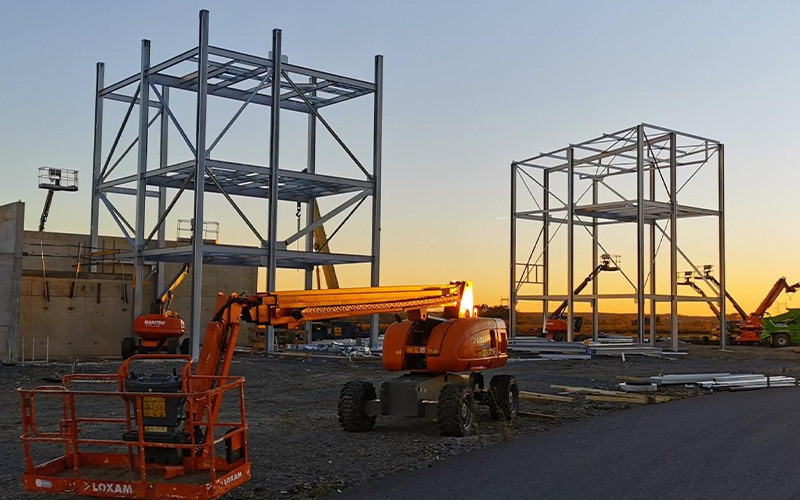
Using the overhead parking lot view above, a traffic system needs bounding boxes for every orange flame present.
[458,282,474,318]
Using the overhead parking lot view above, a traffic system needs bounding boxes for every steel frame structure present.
[510,124,726,350]
[89,10,383,355]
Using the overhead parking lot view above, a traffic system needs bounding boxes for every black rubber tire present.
[772,333,791,348]
[338,381,377,432]
[553,332,567,343]
[437,384,475,437]
[121,337,137,360]
[488,375,519,421]
[180,337,191,355]
[167,338,179,354]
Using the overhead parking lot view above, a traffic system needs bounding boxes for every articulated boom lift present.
[684,266,800,345]
[539,254,619,341]
[678,271,722,320]
[738,277,800,344]
[21,281,502,499]
[124,263,191,359]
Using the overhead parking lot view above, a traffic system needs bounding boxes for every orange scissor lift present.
[20,282,483,499]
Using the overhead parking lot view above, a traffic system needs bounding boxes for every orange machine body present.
[736,317,765,343]
[382,317,508,373]
[133,313,185,342]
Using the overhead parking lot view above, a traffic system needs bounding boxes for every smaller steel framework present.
[510,124,726,350]
[89,10,383,355]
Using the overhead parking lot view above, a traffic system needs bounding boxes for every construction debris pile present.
[648,372,799,391]
[508,336,683,359]
[284,340,382,358]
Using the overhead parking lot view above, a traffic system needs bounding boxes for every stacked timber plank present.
[550,385,672,404]
[517,385,672,406]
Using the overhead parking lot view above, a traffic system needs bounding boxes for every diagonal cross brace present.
[284,190,370,246]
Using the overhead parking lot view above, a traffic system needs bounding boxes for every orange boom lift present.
[123,263,191,359]
[735,277,800,344]
[20,281,505,499]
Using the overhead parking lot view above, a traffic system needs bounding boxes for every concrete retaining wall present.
[0,202,24,361]
[18,231,257,359]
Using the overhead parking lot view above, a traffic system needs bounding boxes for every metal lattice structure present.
[510,124,726,350]
[89,10,383,355]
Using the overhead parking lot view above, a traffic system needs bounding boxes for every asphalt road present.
[336,389,800,500]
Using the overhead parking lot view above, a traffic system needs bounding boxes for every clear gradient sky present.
[2,1,799,316]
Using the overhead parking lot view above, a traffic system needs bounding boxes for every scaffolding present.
[88,10,383,355]
[510,124,726,350]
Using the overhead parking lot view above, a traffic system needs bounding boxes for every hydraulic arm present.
[701,268,748,321]
[551,256,619,320]
[737,277,800,343]
[152,263,190,314]
[678,273,721,319]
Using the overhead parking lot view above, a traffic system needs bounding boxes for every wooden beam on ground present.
[519,391,574,403]
[550,385,624,396]
[586,394,673,404]
[517,411,559,419]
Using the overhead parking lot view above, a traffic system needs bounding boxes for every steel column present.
[133,40,151,323]
[369,55,383,347]
[636,124,646,343]
[566,148,575,342]
[304,76,317,343]
[190,10,209,359]
[509,163,517,339]
[718,144,727,349]
[266,28,283,353]
[157,86,169,293]
[592,179,599,341]
[90,62,104,272]
[649,157,657,345]
[669,132,679,351]
[542,170,550,332]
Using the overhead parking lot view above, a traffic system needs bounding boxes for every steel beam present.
[266,28,283,353]
[133,40,151,325]
[566,148,575,343]
[157,86,169,294]
[100,47,198,97]
[190,10,209,359]
[369,55,383,347]
[542,170,550,332]
[509,163,517,339]
[649,156,657,345]
[305,76,317,343]
[636,125,646,343]
[718,144,727,350]
[207,46,376,91]
[592,179,599,341]
[669,133,679,351]
[90,63,104,272]
[284,190,368,246]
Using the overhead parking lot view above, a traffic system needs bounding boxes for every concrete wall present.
[0,202,24,361]
[18,230,258,359]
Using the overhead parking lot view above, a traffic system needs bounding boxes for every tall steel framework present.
[89,10,383,355]
[510,124,726,350]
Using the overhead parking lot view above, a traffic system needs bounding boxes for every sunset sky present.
[2,1,800,316]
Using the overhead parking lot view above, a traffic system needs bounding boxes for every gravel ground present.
[2,344,799,499]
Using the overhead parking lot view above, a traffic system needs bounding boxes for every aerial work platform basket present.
[19,355,250,500]
[38,166,79,191]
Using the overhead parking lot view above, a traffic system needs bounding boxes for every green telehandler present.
[760,309,800,347]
